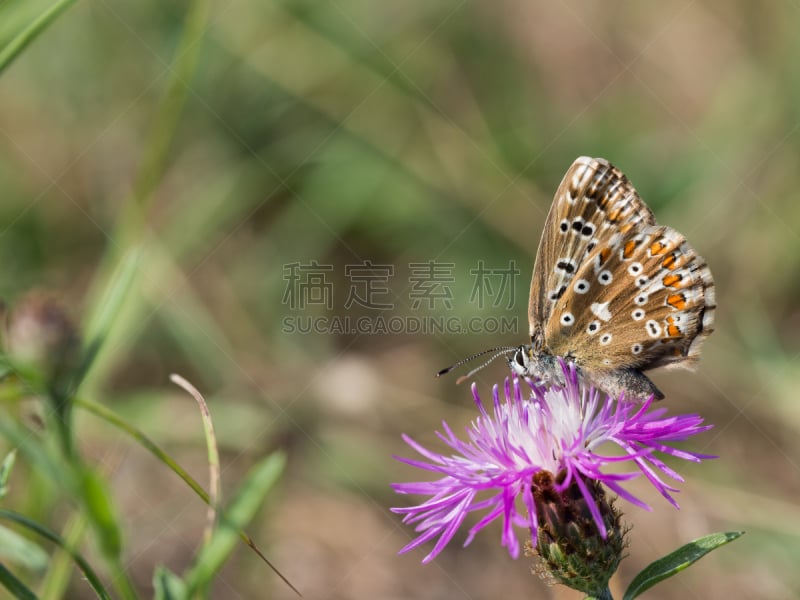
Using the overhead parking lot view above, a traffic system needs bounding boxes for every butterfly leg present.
[587,369,665,402]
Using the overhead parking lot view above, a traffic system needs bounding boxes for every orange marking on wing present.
[599,247,612,264]
[662,253,677,269]
[607,208,621,222]
[620,223,634,233]
[650,241,667,255]
[667,324,681,337]
[667,293,686,309]
[673,253,690,269]
[623,240,636,258]
[663,274,682,288]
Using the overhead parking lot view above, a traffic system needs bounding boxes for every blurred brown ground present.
[1,0,799,598]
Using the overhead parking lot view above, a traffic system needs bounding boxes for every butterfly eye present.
[514,351,526,367]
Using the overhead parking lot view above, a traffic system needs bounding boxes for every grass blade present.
[0,449,17,499]
[169,374,220,545]
[80,0,210,391]
[77,466,122,560]
[0,562,37,600]
[153,566,187,600]
[128,0,211,211]
[0,0,78,76]
[0,411,70,490]
[0,523,49,571]
[73,395,301,595]
[0,509,112,600]
[39,512,88,600]
[80,245,143,382]
[184,452,287,596]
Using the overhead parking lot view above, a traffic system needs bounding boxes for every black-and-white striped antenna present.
[436,346,516,384]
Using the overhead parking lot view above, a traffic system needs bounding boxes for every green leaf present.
[0,563,37,600]
[183,452,286,595]
[623,531,745,600]
[127,0,211,210]
[0,0,78,76]
[80,245,143,385]
[153,567,188,600]
[0,523,48,571]
[0,508,112,600]
[0,361,13,382]
[39,511,88,600]
[0,449,17,499]
[74,396,211,501]
[0,413,71,490]
[74,395,301,595]
[78,467,122,560]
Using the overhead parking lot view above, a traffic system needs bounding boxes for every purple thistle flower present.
[392,361,714,564]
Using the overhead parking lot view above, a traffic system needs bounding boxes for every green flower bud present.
[527,469,627,596]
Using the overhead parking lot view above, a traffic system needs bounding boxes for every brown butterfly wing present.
[528,157,656,340]
[544,223,715,373]
[527,157,715,375]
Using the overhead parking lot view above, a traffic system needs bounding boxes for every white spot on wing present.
[627,262,643,276]
[591,301,612,322]
[646,319,662,338]
[574,279,590,294]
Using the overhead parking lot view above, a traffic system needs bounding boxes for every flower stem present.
[585,588,614,600]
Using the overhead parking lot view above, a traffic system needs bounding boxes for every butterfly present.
[441,156,715,401]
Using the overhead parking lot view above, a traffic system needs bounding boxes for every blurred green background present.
[1,0,799,598]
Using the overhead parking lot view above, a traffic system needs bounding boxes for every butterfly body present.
[510,343,665,400]
[514,156,715,402]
